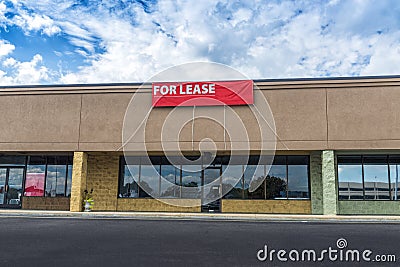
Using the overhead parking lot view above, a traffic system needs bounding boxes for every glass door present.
[202,167,222,212]
[0,167,24,208]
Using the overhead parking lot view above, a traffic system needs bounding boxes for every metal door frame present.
[0,167,25,209]
[201,166,222,212]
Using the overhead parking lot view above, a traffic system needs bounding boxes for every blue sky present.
[0,0,400,85]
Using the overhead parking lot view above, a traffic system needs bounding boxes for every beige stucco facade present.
[1,77,400,151]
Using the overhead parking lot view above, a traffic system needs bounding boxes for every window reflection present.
[181,165,201,198]
[0,169,6,204]
[160,164,180,198]
[266,165,287,199]
[6,168,23,205]
[288,165,309,199]
[0,155,72,200]
[338,156,363,200]
[66,165,72,197]
[243,165,265,199]
[140,165,160,198]
[363,156,389,200]
[46,165,67,197]
[119,155,310,200]
[120,165,139,198]
[390,166,400,200]
[222,165,243,199]
[338,155,400,201]
[25,156,46,197]
[389,155,400,201]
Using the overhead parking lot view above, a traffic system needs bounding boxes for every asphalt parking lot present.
[0,217,398,266]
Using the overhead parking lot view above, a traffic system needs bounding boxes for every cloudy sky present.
[0,0,399,85]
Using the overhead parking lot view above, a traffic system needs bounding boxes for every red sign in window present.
[152,80,253,107]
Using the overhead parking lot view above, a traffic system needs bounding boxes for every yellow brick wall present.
[117,198,201,212]
[86,152,120,211]
[221,200,311,214]
[22,197,70,210]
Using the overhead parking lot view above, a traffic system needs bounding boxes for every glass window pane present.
[338,163,363,200]
[140,164,160,198]
[0,169,6,204]
[181,165,201,198]
[266,164,287,199]
[24,164,46,197]
[363,156,389,200]
[288,165,309,199]
[160,164,180,198]
[243,165,265,199]
[120,165,139,198]
[66,165,72,197]
[222,165,243,199]
[46,165,66,197]
[7,168,24,205]
[389,164,400,200]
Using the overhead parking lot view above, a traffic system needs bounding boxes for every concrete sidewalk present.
[0,209,399,223]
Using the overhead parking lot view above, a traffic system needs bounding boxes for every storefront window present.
[23,155,73,198]
[119,155,310,200]
[338,155,400,201]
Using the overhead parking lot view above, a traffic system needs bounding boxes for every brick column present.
[70,152,88,212]
[321,150,337,215]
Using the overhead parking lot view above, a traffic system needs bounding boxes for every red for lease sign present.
[152,80,253,107]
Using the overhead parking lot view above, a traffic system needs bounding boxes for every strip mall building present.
[1,76,400,215]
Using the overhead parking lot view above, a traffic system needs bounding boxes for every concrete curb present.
[0,210,400,223]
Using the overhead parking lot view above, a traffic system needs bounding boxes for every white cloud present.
[2,1,61,36]
[361,33,400,75]
[13,12,61,36]
[0,39,15,57]
[0,1,6,22]
[0,54,52,85]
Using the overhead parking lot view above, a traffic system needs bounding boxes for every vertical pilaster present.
[321,150,337,215]
[70,152,88,212]
[310,151,323,214]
